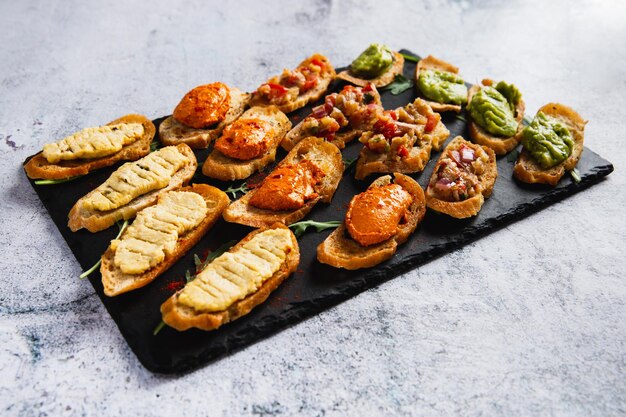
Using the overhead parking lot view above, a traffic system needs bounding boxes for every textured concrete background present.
[1,0,625,416]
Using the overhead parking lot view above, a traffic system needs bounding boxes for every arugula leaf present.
[343,157,357,172]
[153,320,166,336]
[34,176,80,185]
[224,182,250,199]
[382,74,413,95]
[455,114,466,123]
[570,168,582,183]
[289,220,341,238]
[150,139,161,152]
[507,149,520,163]
[80,220,129,279]
[400,53,420,63]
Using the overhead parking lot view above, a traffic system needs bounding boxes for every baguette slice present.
[317,173,426,270]
[414,55,465,114]
[337,51,405,88]
[201,106,291,181]
[250,53,336,114]
[513,103,586,186]
[24,114,156,180]
[467,80,526,155]
[223,137,344,228]
[161,223,300,331]
[68,144,197,233]
[159,87,250,149]
[425,136,497,219]
[100,184,229,296]
[281,85,383,151]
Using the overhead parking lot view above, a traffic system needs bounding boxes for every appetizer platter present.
[23,49,613,373]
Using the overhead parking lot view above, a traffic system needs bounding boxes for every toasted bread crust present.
[100,184,229,296]
[250,54,336,114]
[67,144,197,233]
[201,106,291,181]
[337,51,405,88]
[160,223,300,331]
[513,103,586,186]
[414,55,464,114]
[24,114,156,180]
[317,173,426,270]
[222,137,344,228]
[467,82,526,155]
[425,136,497,218]
[159,88,250,149]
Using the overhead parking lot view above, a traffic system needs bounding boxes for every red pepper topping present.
[267,83,288,95]
[398,145,409,158]
[425,113,439,133]
[310,58,325,69]
[389,110,398,121]
[362,83,374,93]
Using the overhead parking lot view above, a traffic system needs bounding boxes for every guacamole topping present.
[468,82,521,137]
[417,69,468,105]
[522,112,573,169]
[351,44,394,79]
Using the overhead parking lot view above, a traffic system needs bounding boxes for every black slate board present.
[24,50,614,373]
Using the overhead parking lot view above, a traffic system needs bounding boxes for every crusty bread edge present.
[160,223,300,331]
[100,184,230,296]
[67,143,198,233]
[24,114,156,180]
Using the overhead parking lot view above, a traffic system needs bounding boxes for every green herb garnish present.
[343,157,357,172]
[224,182,250,199]
[80,220,129,279]
[289,220,341,238]
[153,320,166,336]
[400,53,420,63]
[570,168,582,183]
[507,149,520,163]
[34,176,80,185]
[382,74,413,95]
[150,139,161,152]
[455,114,466,123]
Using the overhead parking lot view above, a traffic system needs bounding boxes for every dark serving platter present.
[24,50,614,373]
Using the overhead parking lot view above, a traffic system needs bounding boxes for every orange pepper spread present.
[345,184,413,246]
[173,82,231,129]
[249,160,325,211]
[214,118,272,160]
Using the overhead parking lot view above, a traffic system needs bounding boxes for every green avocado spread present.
[522,112,573,169]
[468,81,521,137]
[417,69,468,105]
[350,44,394,79]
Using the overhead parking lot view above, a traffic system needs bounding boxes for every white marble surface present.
[1,0,625,415]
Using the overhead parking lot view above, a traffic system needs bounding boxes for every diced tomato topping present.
[388,111,398,121]
[303,78,317,91]
[325,132,336,142]
[311,104,327,119]
[374,119,400,140]
[425,113,439,133]
[398,145,410,158]
[362,83,374,93]
[267,83,288,96]
[311,58,325,69]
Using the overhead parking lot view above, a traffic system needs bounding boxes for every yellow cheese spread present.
[111,191,208,274]
[83,146,189,212]
[177,228,294,312]
[43,123,144,164]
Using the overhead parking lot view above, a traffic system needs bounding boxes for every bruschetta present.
[201,106,291,181]
[222,137,343,228]
[425,136,497,218]
[317,173,426,270]
[250,53,335,114]
[161,223,299,331]
[337,44,405,88]
[24,114,155,180]
[100,184,229,296]
[68,144,197,232]
[414,55,468,114]
[513,103,586,186]
[159,82,250,149]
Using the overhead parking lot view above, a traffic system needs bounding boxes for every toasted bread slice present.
[159,88,250,149]
[160,223,299,331]
[414,55,465,114]
[281,86,383,151]
[100,184,229,296]
[68,144,197,233]
[425,136,497,218]
[201,106,292,181]
[337,51,405,88]
[467,80,526,155]
[317,173,426,270]
[24,114,156,180]
[250,54,336,114]
[223,137,344,228]
[513,103,586,186]
[355,138,432,180]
